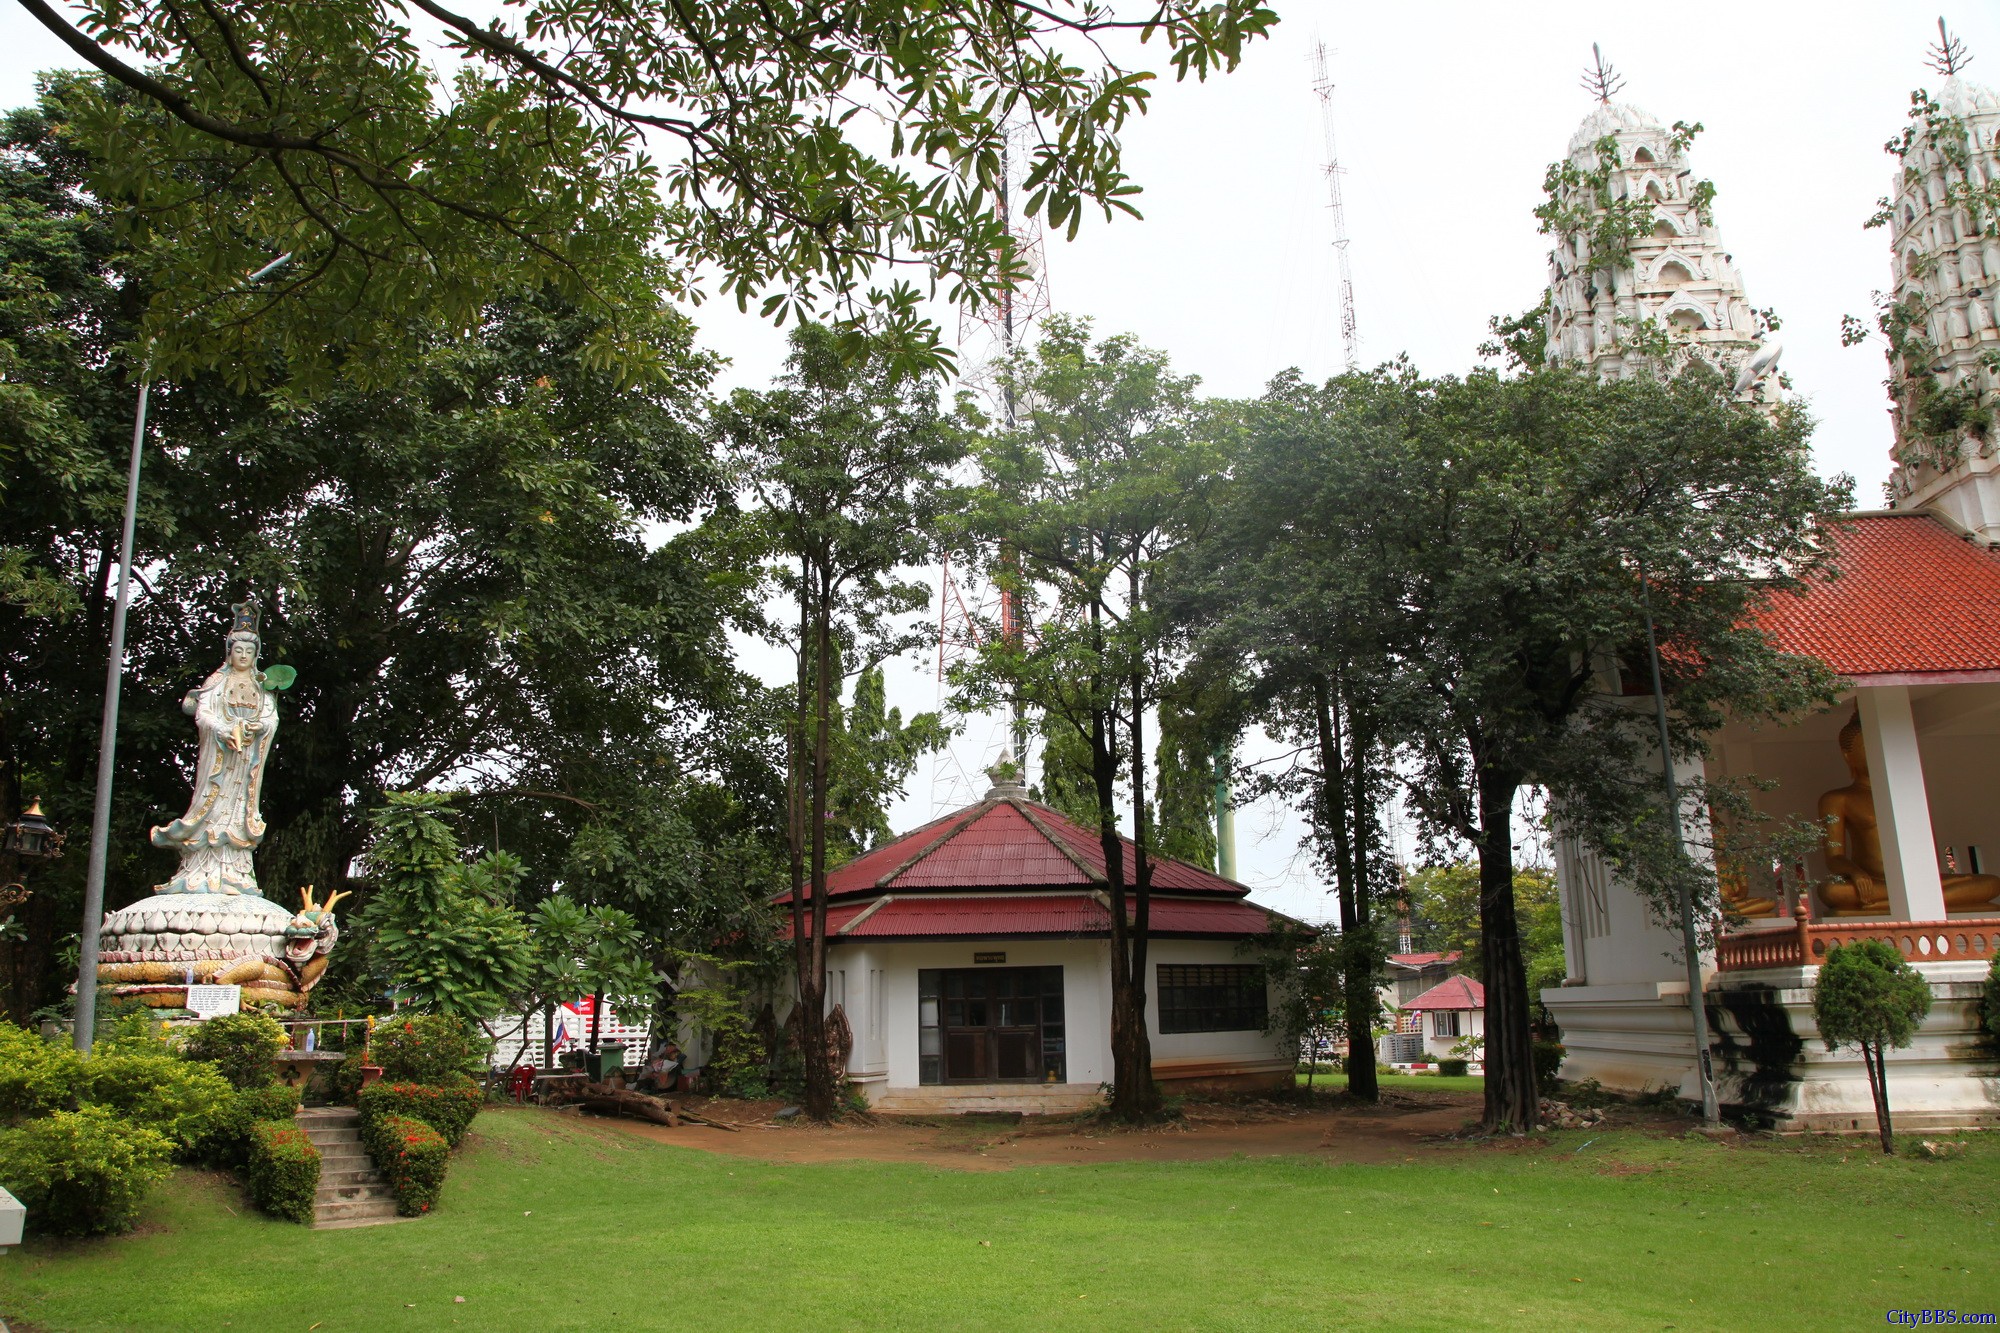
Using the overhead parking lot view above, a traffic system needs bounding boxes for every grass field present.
[1295,1070,1488,1094]
[2,1104,1994,1332]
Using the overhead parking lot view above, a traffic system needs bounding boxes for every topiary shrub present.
[358,1080,482,1147]
[178,1012,288,1089]
[245,1121,320,1224]
[193,1083,304,1170]
[76,1049,233,1156]
[332,1048,370,1105]
[0,1105,175,1236]
[363,1113,447,1216]
[1814,939,1932,1155]
[0,1023,83,1122]
[369,1015,488,1085]
[1982,955,2000,1047]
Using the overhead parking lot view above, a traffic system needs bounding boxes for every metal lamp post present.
[1635,559,1722,1129]
[73,253,292,1053]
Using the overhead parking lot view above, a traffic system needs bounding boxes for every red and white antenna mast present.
[933,121,1051,811]
[1312,41,1360,373]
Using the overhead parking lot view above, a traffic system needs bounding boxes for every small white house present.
[785,770,1300,1113]
[1401,976,1485,1064]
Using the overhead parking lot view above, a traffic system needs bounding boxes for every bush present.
[245,1121,320,1224]
[1982,955,2000,1045]
[1437,1058,1470,1077]
[77,1049,232,1154]
[358,1079,482,1147]
[0,1105,175,1236]
[0,1023,83,1121]
[370,1015,488,1084]
[178,1012,288,1089]
[192,1083,303,1170]
[363,1113,448,1216]
[332,1049,370,1104]
[1532,1039,1566,1093]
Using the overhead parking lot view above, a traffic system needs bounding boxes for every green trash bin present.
[585,1044,628,1082]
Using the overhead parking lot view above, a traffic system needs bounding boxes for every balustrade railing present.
[1715,899,2000,971]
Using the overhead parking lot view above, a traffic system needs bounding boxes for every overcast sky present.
[7,3,1995,923]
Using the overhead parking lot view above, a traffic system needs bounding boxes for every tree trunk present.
[1314,676,1377,1102]
[798,565,839,1122]
[1123,657,1159,1121]
[1865,1040,1895,1155]
[1476,766,1538,1133]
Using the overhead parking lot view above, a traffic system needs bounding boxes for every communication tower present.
[1311,41,1360,372]
[932,121,1051,812]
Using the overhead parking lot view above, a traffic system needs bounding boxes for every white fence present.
[487,998,649,1070]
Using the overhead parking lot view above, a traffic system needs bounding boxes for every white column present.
[1857,685,1947,921]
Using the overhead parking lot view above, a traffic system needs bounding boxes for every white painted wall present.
[825,935,1293,1093]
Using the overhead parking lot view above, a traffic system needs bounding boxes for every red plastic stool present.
[508,1065,537,1102]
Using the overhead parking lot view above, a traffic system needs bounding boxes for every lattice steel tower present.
[1312,41,1360,372]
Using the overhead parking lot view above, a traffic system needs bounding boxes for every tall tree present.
[22,0,1277,382]
[955,316,1216,1122]
[1192,362,1845,1131]
[714,322,963,1120]
[0,80,762,1017]
[825,666,949,863]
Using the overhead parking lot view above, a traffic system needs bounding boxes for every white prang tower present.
[1544,48,1770,391]
[1880,21,2000,541]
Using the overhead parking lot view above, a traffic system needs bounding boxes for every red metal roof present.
[783,792,1248,902]
[1756,513,2000,681]
[784,893,1290,940]
[1403,976,1484,1011]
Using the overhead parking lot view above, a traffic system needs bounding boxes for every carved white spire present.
[1878,33,2000,535]
[1543,81,1769,391]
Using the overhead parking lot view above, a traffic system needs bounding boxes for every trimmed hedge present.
[245,1121,320,1224]
[0,1105,175,1236]
[75,1049,233,1155]
[0,1023,83,1122]
[193,1083,304,1170]
[357,1080,482,1147]
[364,1114,447,1216]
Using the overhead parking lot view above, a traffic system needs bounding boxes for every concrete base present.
[1543,964,2000,1130]
[867,1083,1103,1115]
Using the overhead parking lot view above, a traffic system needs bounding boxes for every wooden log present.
[578,1083,679,1125]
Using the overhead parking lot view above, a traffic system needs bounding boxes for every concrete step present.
[313,1196,401,1225]
[316,1182,395,1204]
[304,1132,362,1149]
[320,1166,386,1189]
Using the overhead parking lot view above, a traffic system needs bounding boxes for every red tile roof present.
[1756,513,2000,680]
[781,793,1247,902]
[783,893,1290,940]
[1387,951,1462,968]
[1403,976,1483,1011]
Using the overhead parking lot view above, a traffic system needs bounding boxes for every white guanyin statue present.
[97,601,346,1010]
[150,601,284,895]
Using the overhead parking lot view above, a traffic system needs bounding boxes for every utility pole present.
[1311,40,1361,373]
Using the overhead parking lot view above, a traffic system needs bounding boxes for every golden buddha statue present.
[1713,820,1779,919]
[1818,709,2000,916]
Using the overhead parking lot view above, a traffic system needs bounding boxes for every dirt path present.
[593,1092,1485,1170]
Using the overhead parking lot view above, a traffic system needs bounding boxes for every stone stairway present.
[295,1107,405,1229]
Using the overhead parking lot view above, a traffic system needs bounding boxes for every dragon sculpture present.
[97,885,348,1009]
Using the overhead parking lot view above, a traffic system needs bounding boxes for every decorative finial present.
[984,749,1026,798]
[1926,17,1971,77]
[1581,43,1626,104]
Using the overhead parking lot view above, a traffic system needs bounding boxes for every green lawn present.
[2,1106,1995,1332]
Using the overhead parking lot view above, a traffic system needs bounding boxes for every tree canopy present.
[23,0,1277,384]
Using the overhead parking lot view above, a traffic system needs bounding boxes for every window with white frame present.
[1431,1010,1460,1039]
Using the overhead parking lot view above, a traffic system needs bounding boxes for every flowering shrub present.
[357,1079,482,1147]
[0,1105,175,1236]
[369,1015,487,1084]
[363,1113,447,1216]
[245,1121,321,1224]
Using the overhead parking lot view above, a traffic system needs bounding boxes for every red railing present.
[1715,899,2000,971]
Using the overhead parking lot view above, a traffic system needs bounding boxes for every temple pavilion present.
[1540,64,2000,1130]
[782,767,1297,1113]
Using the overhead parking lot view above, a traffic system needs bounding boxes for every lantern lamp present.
[3,800,61,861]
